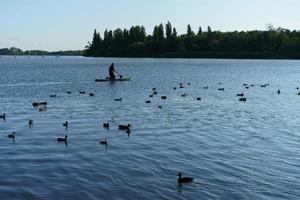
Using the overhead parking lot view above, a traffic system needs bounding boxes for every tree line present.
[0,47,83,56]
[84,22,300,58]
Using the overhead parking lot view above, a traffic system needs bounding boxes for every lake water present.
[0,56,300,199]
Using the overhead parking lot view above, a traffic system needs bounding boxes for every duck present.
[203,86,208,89]
[277,90,281,94]
[261,84,267,88]
[181,93,187,97]
[63,121,68,129]
[145,100,151,104]
[103,122,109,129]
[161,96,167,100]
[243,83,248,86]
[8,132,16,139]
[177,172,193,184]
[180,85,184,89]
[197,97,201,101]
[28,119,33,127]
[297,87,299,90]
[239,97,247,102]
[179,83,183,86]
[153,91,158,95]
[32,102,47,107]
[188,82,191,85]
[0,113,6,121]
[100,137,108,145]
[173,87,177,90]
[158,105,162,109]
[89,93,94,96]
[79,91,86,94]
[114,98,122,101]
[250,84,255,87]
[57,135,68,142]
[66,91,71,94]
[237,93,244,97]
[149,94,154,98]
[119,124,131,130]
[49,94,56,98]
[152,88,156,91]
[218,88,224,91]
[245,86,249,89]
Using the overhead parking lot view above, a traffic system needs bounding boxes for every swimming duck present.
[173,87,177,90]
[181,93,187,97]
[180,85,184,89]
[250,84,254,87]
[28,119,33,127]
[239,97,247,102]
[63,121,68,129]
[0,113,6,121]
[57,135,68,142]
[297,87,299,90]
[66,91,71,94]
[89,93,94,96]
[103,122,109,129]
[245,86,249,89]
[114,98,122,101]
[243,83,248,86]
[158,106,162,109]
[153,91,158,95]
[79,91,85,94]
[177,172,193,184]
[8,132,16,139]
[237,93,244,97]
[100,137,108,145]
[149,94,154,98]
[145,100,151,103]
[203,86,208,89]
[119,124,132,130]
[197,97,201,101]
[49,94,56,98]
[277,90,280,94]
[218,88,224,91]
[32,102,47,107]
[152,88,156,91]
[161,96,167,99]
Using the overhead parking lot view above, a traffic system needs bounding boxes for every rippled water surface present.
[0,56,300,199]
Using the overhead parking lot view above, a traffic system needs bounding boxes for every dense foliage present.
[84,22,300,58]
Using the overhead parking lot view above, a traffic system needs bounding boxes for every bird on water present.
[177,172,193,184]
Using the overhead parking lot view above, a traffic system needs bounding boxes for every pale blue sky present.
[0,0,299,51]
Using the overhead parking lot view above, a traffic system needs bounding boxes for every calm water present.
[0,56,300,199]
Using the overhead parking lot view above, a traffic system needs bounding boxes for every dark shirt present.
[109,65,115,79]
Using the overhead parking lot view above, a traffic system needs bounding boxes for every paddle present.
[115,70,123,79]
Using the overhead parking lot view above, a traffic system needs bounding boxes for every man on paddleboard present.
[109,63,116,80]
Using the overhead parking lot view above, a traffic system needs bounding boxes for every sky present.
[0,0,300,51]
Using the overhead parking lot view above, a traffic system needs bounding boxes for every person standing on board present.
[109,63,116,80]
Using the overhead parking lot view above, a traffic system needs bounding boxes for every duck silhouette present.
[8,132,16,139]
[63,121,68,129]
[237,93,244,97]
[0,113,6,121]
[119,124,131,130]
[57,135,68,142]
[100,137,108,145]
[28,119,33,127]
[177,172,193,184]
[103,122,109,129]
